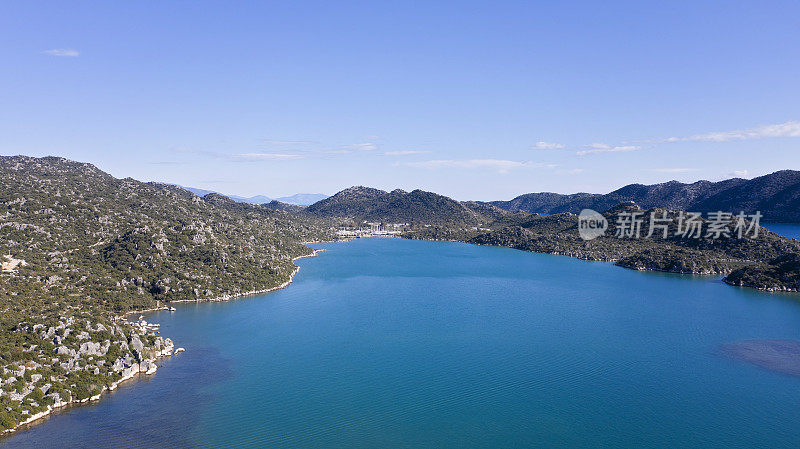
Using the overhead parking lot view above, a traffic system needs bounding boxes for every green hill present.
[0,155,334,431]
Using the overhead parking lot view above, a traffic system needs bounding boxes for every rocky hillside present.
[0,156,335,308]
[306,186,509,225]
[0,155,334,431]
[491,170,800,222]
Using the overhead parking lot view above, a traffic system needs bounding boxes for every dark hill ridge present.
[491,170,800,222]
[306,186,506,225]
[725,253,800,292]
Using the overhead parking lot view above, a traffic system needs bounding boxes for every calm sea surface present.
[5,237,800,448]
[764,222,800,240]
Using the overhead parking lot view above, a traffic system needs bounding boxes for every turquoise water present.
[5,237,800,448]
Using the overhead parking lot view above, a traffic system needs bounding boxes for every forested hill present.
[306,186,521,225]
[491,170,800,222]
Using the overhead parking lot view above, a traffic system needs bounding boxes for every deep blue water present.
[764,223,800,240]
[5,238,800,448]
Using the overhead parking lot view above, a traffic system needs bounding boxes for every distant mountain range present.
[274,193,330,206]
[490,170,800,222]
[178,186,327,206]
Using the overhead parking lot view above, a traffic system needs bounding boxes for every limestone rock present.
[78,341,102,356]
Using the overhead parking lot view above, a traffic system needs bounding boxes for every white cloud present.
[384,150,431,156]
[665,121,800,143]
[42,48,79,57]
[571,120,800,159]
[344,142,378,151]
[577,144,641,156]
[403,159,551,174]
[648,168,699,173]
[230,153,304,161]
[531,141,565,150]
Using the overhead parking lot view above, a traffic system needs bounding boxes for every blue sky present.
[2,1,799,200]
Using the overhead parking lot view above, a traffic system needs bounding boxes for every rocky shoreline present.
[0,248,324,437]
[0,318,177,437]
[3,339,176,435]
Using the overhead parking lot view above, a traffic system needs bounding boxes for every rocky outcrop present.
[0,315,177,435]
[78,341,103,356]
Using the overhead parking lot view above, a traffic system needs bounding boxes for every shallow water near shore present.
[4,237,800,448]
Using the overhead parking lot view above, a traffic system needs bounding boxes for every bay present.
[4,238,800,448]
